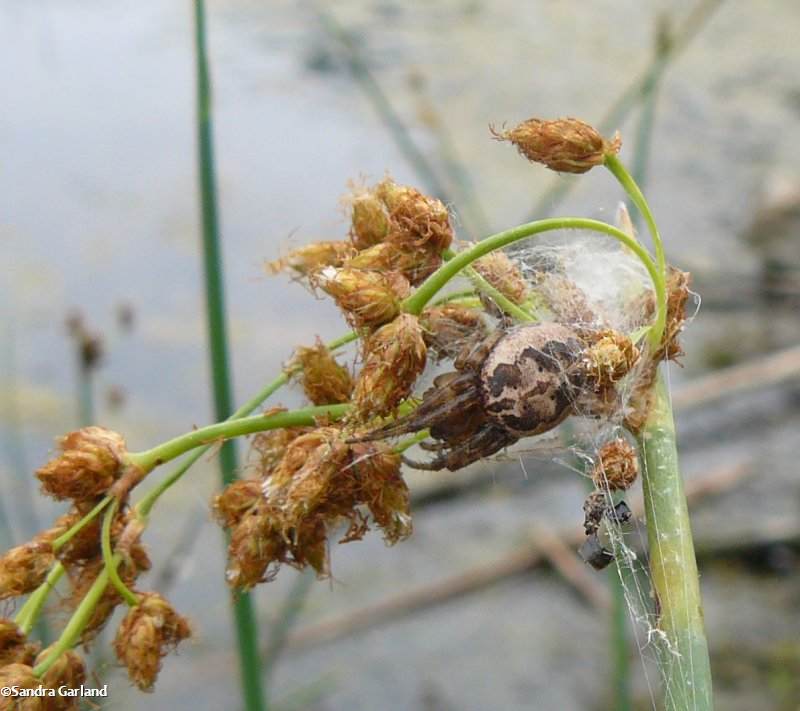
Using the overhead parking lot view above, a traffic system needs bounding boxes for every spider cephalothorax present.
[354,322,585,471]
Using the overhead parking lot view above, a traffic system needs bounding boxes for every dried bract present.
[266,241,353,278]
[491,117,621,174]
[36,427,127,502]
[592,438,639,491]
[114,593,191,691]
[352,314,427,420]
[293,341,353,405]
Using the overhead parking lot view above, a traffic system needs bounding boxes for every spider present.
[355,322,586,471]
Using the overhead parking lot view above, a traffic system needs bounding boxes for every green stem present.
[604,154,666,279]
[52,497,112,551]
[15,563,65,635]
[32,563,113,677]
[463,265,535,322]
[403,218,664,346]
[637,374,712,710]
[193,0,265,707]
[101,499,138,607]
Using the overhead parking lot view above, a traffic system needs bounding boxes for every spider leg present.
[404,423,519,472]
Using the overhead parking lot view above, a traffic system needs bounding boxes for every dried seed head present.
[350,443,412,544]
[248,408,310,477]
[474,251,530,305]
[580,330,640,392]
[659,267,691,362]
[293,341,353,405]
[212,479,263,529]
[0,664,42,710]
[36,427,127,502]
[0,619,40,666]
[377,178,453,254]
[226,503,286,590]
[35,645,86,702]
[420,304,487,361]
[266,240,354,278]
[346,241,442,287]
[491,117,621,174]
[352,314,427,420]
[532,272,597,328]
[314,266,409,329]
[0,540,54,600]
[349,192,389,250]
[592,439,639,491]
[113,592,191,691]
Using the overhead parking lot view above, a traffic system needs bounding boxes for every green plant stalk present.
[101,499,138,607]
[193,0,265,707]
[32,562,113,678]
[638,374,712,710]
[403,218,664,345]
[604,154,666,282]
[15,563,65,635]
[130,404,351,482]
[610,565,632,711]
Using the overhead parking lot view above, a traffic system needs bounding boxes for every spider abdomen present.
[479,323,583,436]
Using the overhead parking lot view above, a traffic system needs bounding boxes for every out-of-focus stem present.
[638,374,713,711]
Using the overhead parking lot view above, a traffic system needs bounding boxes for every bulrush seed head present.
[580,330,640,393]
[248,407,310,477]
[491,117,621,174]
[293,341,353,405]
[352,314,427,420]
[592,438,640,491]
[349,191,389,250]
[0,540,54,600]
[113,592,191,691]
[0,664,42,711]
[0,619,40,666]
[346,241,442,287]
[314,266,409,329]
[266,240,354,278]
[349,443,412,544]
[35,645,86,710]
[226,503,286,589]
[36,426,127,502]
[474,251,530,305]
[212,479,263,529]
[377,178,454,254]
[420,304,488,361]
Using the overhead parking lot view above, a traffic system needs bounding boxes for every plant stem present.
[129,404,350,482]
[15,563,65,635]
[637,374,712,710]
[193,0,265,707]
[402,218,664,343]
[33,562,113,678]
[101,499,138,607]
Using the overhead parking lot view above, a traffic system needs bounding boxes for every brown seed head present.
[346,241,442,287]
[226,503,286,590]
[349,192,389,250]
[293,340,353,405]
[474,251,530,305]
[352,314,427,420]
[420,304,487,361]
[266,241,354,278]
[532,271,597,328]
[212,479,264,529]
[0,664,44,711]
[0,619,40,666]
[0,540,54,600]
[36,427,127,502]
[350,443,411,544]
[580,330,640,392]
[658,267,691,362]
[376,178,453,253]
[248,408,310,477]
[592,438,639,491]
[113,592,191,691]
[314,266,409,329]
[35,645,86,709]
[491,117,621,174]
